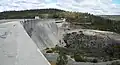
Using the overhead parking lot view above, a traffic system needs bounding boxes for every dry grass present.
[50,61,56,65]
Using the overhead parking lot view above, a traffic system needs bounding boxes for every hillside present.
[0,8,120,34]
[0,8,65,19]
[100,15,120,21]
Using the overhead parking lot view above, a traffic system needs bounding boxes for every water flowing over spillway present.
[0,21,50,65]
[23,19,59,50]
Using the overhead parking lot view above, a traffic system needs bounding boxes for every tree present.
[56,46,68,65]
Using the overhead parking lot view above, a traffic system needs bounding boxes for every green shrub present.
[110,61,120,65]
[45,48,49,50]
[71,55,74,58]
[46,50,53,53]
[51,48,57,52]
[74,55,86,62]
[91,59,98,63]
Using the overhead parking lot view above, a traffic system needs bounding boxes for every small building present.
[35,16,40,19]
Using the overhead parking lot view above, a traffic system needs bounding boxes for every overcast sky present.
[0,0,120,15]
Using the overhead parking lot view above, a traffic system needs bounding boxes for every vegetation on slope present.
[63,31,120,62]
[100,15,120,21]
[0,8,65,19]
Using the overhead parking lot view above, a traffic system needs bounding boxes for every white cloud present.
[0,0,120,15]
[56,0,120,15]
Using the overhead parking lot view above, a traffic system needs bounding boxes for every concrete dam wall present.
[22,19,59,50]
[0,21,50,65]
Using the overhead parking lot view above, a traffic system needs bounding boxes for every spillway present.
[23,19,59,50]
[0,21,50,65]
